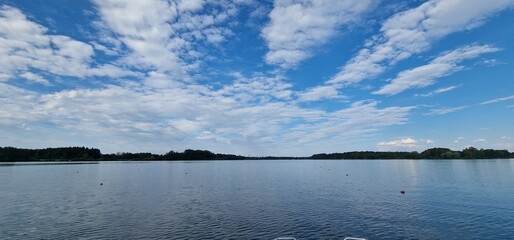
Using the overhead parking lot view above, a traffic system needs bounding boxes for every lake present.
[1,160,513,239]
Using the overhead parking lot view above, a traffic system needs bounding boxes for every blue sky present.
[1,0,513,156]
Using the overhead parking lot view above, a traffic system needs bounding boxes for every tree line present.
[0,147,248,162]
[311,147,513,159]
[0,146,512,162]
[0,147,101,162]
[101,149,245,161]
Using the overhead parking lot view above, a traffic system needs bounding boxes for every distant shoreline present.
[1,146,513,162]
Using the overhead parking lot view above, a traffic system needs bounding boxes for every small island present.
[0,146,512,162]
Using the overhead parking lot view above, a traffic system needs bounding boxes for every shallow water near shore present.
[1,159,513,239]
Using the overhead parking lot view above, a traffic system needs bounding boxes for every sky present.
[1,0,513,156]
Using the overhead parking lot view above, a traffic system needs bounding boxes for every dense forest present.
[0,146,512,162]
[0,147,102,162]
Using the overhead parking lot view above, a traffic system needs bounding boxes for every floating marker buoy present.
[400,190,405,194]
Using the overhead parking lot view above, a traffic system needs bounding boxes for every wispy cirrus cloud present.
[425,94,514,115]
[262,0,375,69]
[425,106,470,116]
[374,44,499,95]
[479,95,514,105]
[328,0,514,85]
[416,84,462,97]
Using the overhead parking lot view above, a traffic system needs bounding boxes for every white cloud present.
[90,41,119,55]
[377,137,435,150]
[0,5,137,82]
[416,84,461,97]
[262,0,375,68]
[285,100,414,144]
[329,0,514,85]
[378,137,417,148]
[0,83,42,125]
[480,58,504,66]
[374,44,499,95]
[426,105,469,115]
[0,73,11,81]
[0,75,414,156]
[92,0,184,75]
[217,73,294,103]
[425,94,514,116]
[92,0,243,79]
[297,85,342,102]
[177,0,205,12]
[479,95,514,105]
[19,72,51,86]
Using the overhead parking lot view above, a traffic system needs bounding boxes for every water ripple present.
[1,160,513,239]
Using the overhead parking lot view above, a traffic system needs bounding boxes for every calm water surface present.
[1,160,513,239]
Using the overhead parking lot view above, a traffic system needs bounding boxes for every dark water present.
[1,160,513,239]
